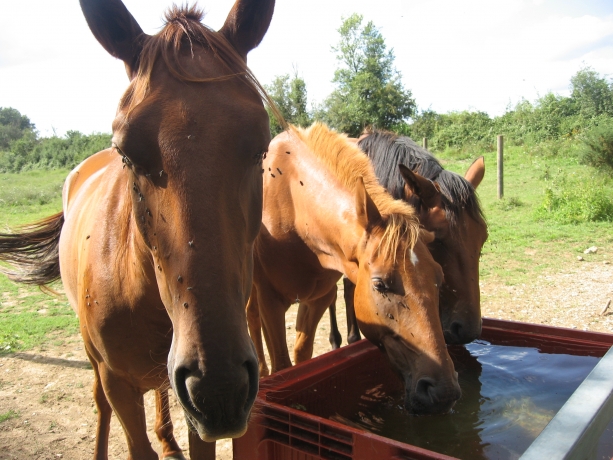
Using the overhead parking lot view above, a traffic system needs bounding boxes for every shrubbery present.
[407,67,613,161]
[536,173,613,224]
[577,116,613,172]
[3,67,612,176]
[0,109,111,173]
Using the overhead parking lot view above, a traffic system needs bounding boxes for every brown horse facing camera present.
[0,0,276,459]
[248,123,461,415]
[329,130,487,350]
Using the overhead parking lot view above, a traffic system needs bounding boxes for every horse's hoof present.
[163,455,187,460]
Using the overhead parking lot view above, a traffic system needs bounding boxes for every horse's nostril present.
[415,377,437,404]
[443,321,465,344]
[450,321,463,339]
[243,358,259,411]
[173,366,199,416]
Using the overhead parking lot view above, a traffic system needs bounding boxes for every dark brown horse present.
[247,123,461,415]
[329,130,487,349]
[0,1,276,458]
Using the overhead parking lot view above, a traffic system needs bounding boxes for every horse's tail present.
[0,212,64,286]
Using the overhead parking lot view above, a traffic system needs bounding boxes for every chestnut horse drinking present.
[248,123,460,414]
[0,0,275,458]
[329,130,487,349]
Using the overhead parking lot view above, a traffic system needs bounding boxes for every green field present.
[0,150,612,353]
[438,146,613,286]
[0,169,78,354]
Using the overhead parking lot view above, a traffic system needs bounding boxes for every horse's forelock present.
[121,5,283,126]
[164,4,205,24]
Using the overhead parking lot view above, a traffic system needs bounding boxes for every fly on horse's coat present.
[329,129,487,350]
[248,123,461,415]
[0,0,277,458]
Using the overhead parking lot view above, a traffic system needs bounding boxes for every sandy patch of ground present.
[0,260,611,459]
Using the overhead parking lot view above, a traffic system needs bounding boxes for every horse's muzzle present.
[442,306,482,345]
[405,373,461,415]
[171,355,259,441]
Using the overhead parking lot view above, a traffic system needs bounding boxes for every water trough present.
[234,318,613,460]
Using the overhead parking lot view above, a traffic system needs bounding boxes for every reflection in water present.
[341,341,601,460]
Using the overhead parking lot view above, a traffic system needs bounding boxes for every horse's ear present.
[419,228,436,244]
[80,0,146,79]
[464,156,485,189]
[355,177,382,230]
[398,164,441,209]
[219,0,276,59]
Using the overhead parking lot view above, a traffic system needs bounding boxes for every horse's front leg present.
[84,347,112,460]
[97,364,158,460]
[294,287,338,364]
[246,286,270,377]
[327,290,343,349]
[343,277,362,344]
[187,429,216,460]
[154,389,186,460]
[256,282,293,373]
[153,386,216,460]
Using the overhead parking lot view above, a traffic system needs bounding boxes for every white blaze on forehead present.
[410,249,419,266]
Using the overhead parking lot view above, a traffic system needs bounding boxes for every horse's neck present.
[296,201,360,276]
[275,162,361,279]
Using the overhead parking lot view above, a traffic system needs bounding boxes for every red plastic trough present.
[233,318,613,460]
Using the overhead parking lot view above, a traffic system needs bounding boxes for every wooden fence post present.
[422,137,428,150]
[497,135,504,199]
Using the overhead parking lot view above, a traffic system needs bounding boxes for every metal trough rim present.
[519,344,613,460]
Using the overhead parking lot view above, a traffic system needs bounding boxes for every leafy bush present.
[429,111,494,153]
[536,174,613,224]
[0,130,111,173]
[407,109,443,140]
[577,117,613,172]
[406,68,611,153]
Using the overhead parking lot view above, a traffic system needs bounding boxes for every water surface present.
[339,340,611,459]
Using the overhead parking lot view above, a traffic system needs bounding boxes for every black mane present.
[357,130,485,228]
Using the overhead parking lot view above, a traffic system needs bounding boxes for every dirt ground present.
[1,256,612,459]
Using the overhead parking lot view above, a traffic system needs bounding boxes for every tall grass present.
[0,169,67,226]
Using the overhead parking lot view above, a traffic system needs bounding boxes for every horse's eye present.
[372,278,388,293]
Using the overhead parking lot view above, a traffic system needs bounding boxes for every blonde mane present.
[120,5,283,125]
[292,123,420,260]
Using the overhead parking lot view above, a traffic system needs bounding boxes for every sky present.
[1,0,613,137]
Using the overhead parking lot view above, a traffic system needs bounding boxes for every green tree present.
[0,107,36,151]
[265,73,312,136]
[570,67,613,119]
[323,14,415,136]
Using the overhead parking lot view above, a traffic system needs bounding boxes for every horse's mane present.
[122,5,282,123]
[358,129,485,229]
[292,123,420,260]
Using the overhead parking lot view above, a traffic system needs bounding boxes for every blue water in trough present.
[337,340,613,459]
